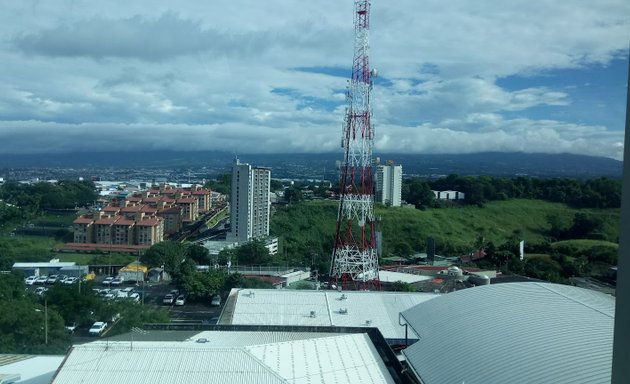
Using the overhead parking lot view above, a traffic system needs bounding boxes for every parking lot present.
[25,275,224,343]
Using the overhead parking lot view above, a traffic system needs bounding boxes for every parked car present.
[102,277,114,286]
[128,292,140,302]
[63,277,78,284]
[34,275,48,285]
[111,277,124,286]
[211,295,221,307]
[25,276,37,285]
[34,287,48,296]
[46,275,59,284]
[175,295,185,306]
[88,321,108,336]
[65,322,77,333]
[163,294,175,305]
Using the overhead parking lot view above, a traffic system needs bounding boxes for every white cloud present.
[0,0,628,160]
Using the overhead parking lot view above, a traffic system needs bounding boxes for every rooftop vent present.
[339,308,348,314]
[365,319,372,326]
[196,338,209,343]
[310,310,316,318]
[339,294,347,300]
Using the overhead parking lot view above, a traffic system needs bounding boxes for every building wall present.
[229,159,271,243]
[375,164,402,207]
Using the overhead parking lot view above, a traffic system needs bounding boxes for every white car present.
[25,276,37,285]
[63,277,78,284]
[35,275,48,285]
[88,321,108,336]
[175,295,185,306]
[46,275,59,284]
[102,277,114,286]
[34,287,48,296]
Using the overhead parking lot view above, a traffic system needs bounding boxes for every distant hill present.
[0,151,622,179]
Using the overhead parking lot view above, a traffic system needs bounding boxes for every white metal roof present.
[12,262,76,269]
[0,355,65,384]
[377,270,432,284]
[229,289,438,340]
[52,333,395,384]
[401,282,615,384]
[189,330,341,347]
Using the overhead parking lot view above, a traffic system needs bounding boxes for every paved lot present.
[26,277,224,344]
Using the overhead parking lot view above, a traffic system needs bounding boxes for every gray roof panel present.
[401,282,614,384]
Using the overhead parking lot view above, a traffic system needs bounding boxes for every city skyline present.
[0,1,628,159]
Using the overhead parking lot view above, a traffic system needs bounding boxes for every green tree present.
[236,239,271,265]
[284,186,304,204]
[44,281,102,327]
[390,281,415,292]
[186,243,212,265]
[141,241,187,276]
[0,271,26,301]
[182,269,228,302]
[0,298,71,354]
[204,174,231,196]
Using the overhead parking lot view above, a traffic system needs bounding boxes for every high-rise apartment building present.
[375,163,403,207]
[228,158,271,243]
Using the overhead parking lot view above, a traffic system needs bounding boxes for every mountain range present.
[0,151,622,179]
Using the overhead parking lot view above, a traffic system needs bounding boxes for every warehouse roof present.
[52,332,396,384]
[401,282,615,384]
[227,289,438,341]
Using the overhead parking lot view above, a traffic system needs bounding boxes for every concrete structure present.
[375,164,403,207]
[222,289,438,344]
[228,158,271,243]
[50,330,401,384]
[401,282,615,384]
[432,190,465,200]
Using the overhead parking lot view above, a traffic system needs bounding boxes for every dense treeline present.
[0,271,169,354]
[140,241,274,302]
[403,175,621,209]
[0,180,98,211]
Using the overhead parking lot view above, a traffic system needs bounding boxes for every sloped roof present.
[51,333,395,384]
[401,282,615,384]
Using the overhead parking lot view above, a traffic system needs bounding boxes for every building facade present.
[375,164,403,207]
[229,158,271,243]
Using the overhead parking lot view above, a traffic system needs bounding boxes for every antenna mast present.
[330,0,379,290]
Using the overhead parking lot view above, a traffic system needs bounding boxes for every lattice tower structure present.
[330,0,379,290]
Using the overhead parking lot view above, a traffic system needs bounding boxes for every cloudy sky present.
[0,0,628,160]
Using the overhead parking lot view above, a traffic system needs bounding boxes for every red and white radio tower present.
[330,0,379,290]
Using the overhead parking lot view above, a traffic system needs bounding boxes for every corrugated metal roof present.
[52,343,287,384]
[189,331,341,347]
[378,270,432,284]
[401,282,615,384]
[246,333,395,384]
[230,289,438,340]
[52,334,395,384]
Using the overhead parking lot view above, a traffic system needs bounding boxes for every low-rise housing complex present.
[70,184,211,250]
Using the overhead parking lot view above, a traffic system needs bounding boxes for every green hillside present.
[270,199,620,269]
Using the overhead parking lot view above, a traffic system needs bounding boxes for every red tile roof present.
[136,218,161,226]
[73,217,94,224]
[114,219,135,226]
[95,218,117,225]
